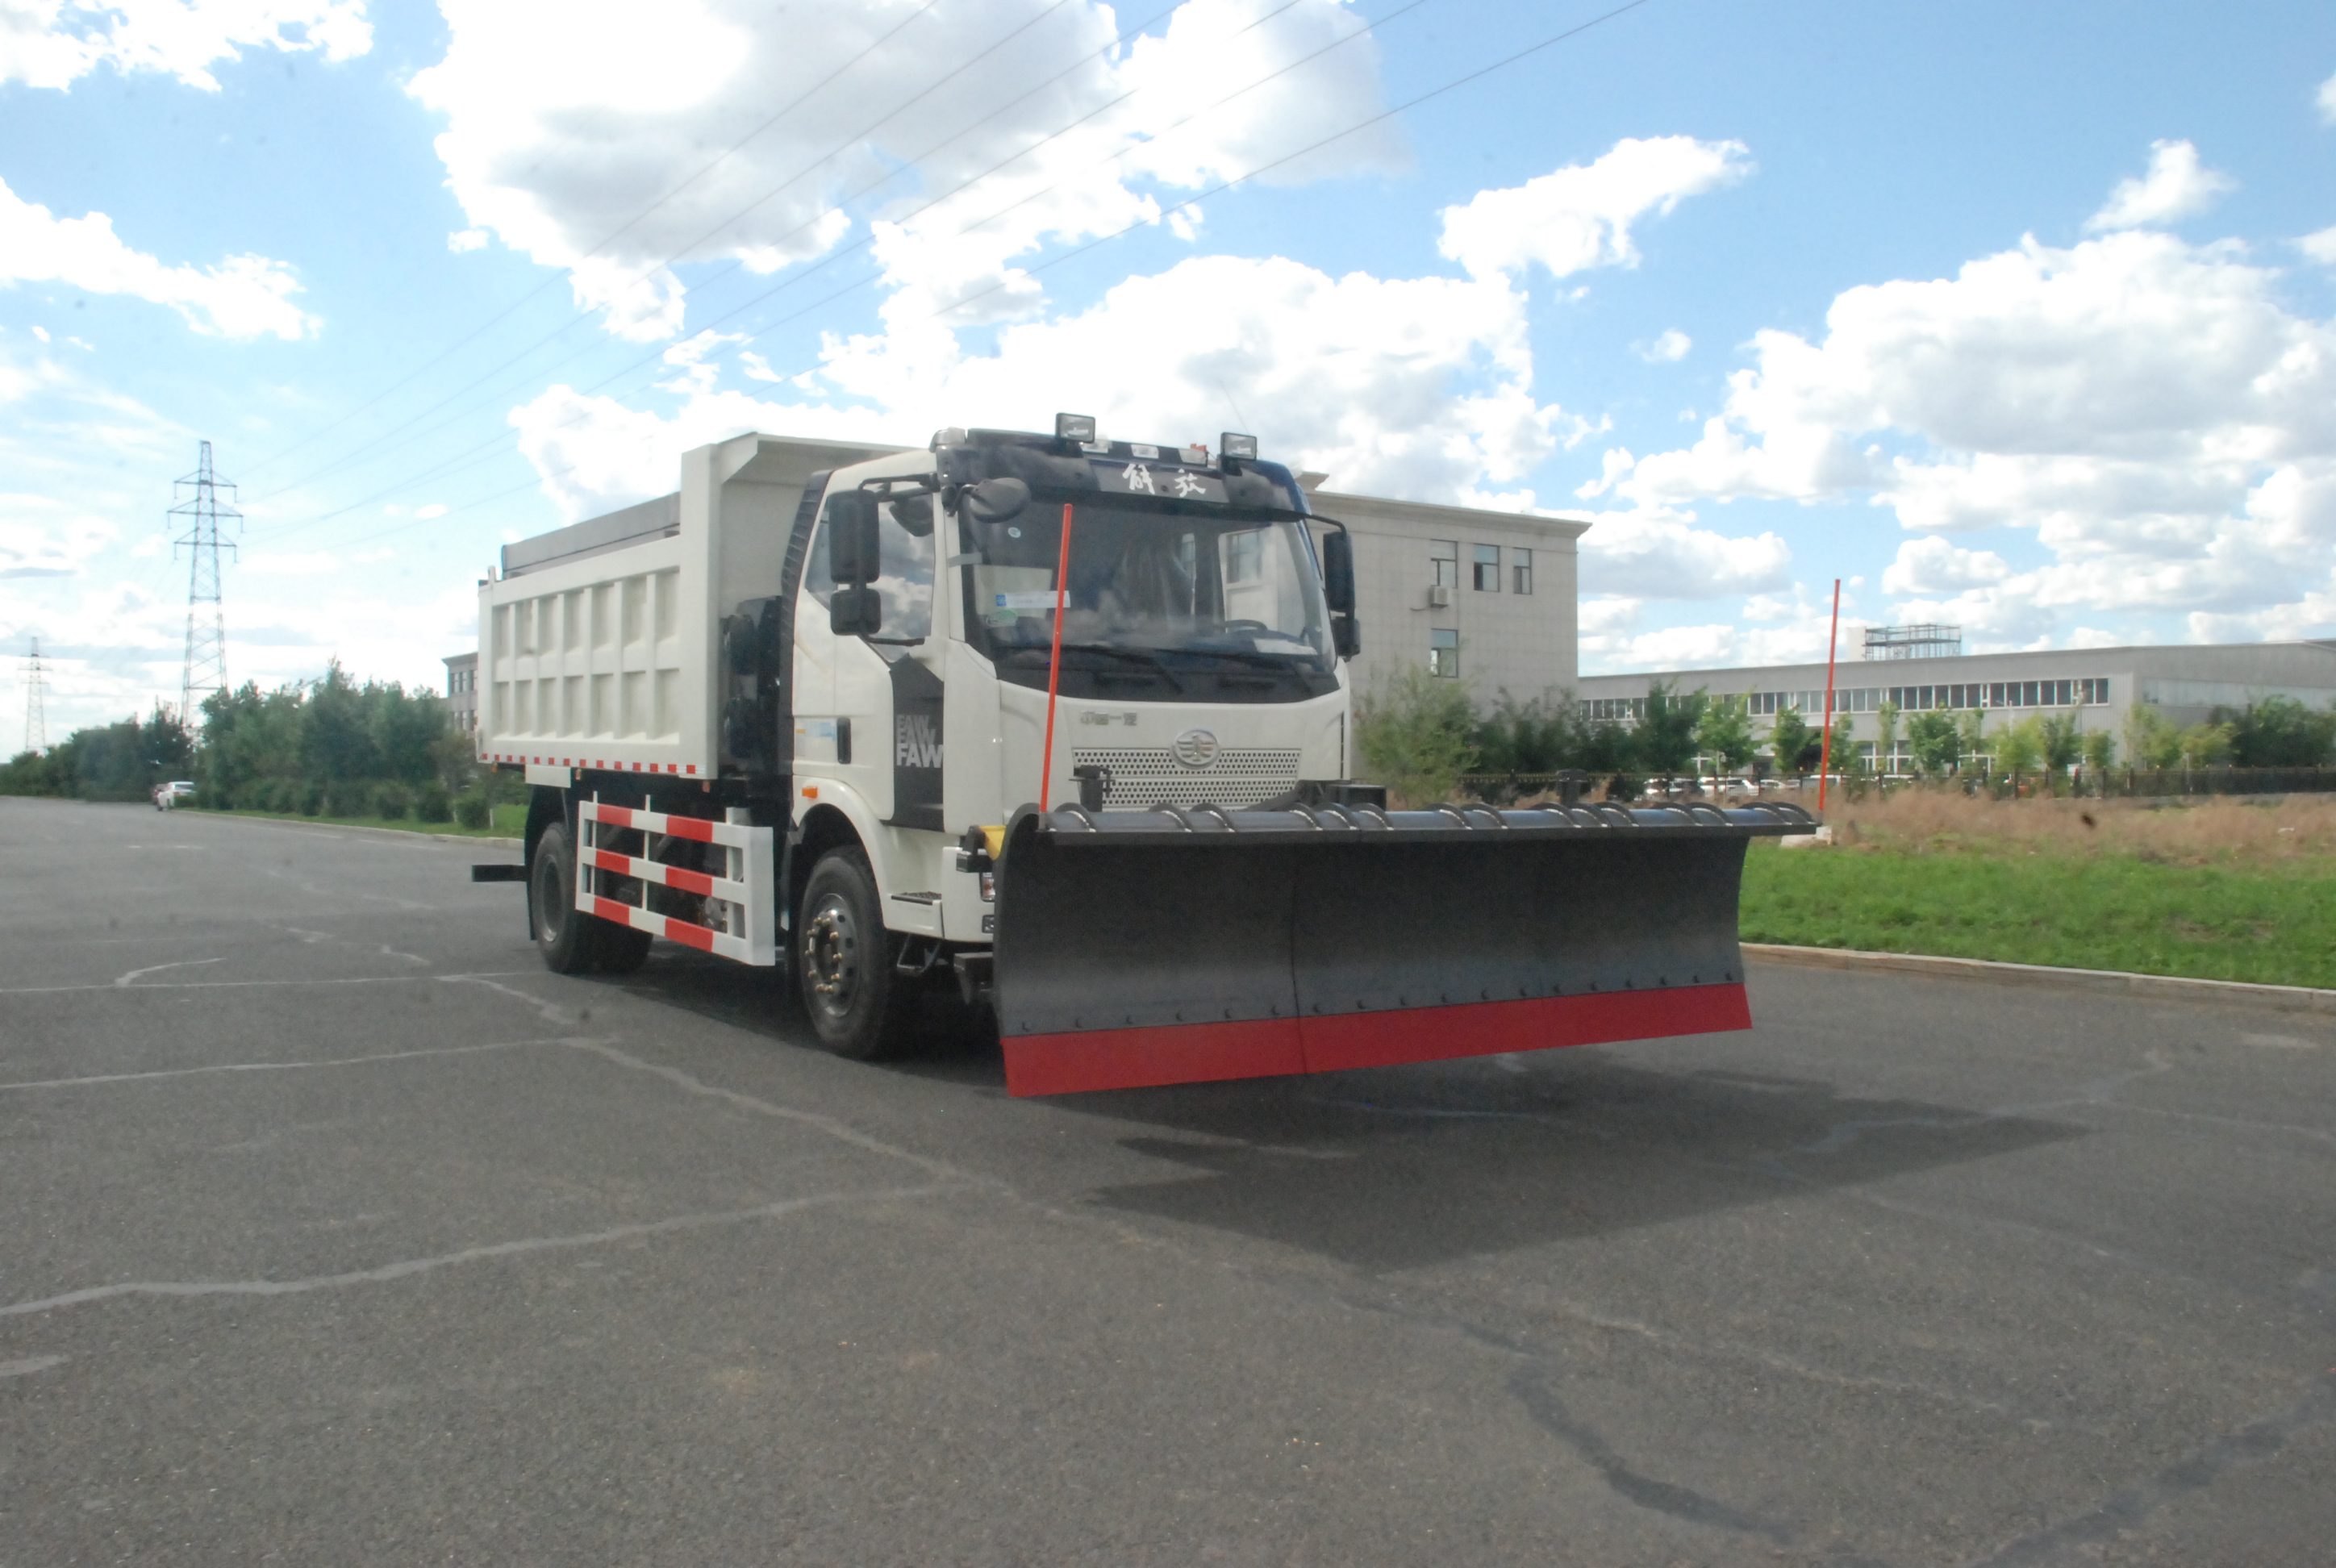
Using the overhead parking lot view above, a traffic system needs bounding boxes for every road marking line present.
[0,1354,69,1378]
[0,1036,592,1092]
[0,971,533,997]
[0,1185,964,1320]
[113,957,227,987]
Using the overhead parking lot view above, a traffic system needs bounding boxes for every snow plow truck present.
[472,419,1812,1095]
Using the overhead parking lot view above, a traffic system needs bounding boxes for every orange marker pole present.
[1817,578,1841,811]
[1039,502,1074,811]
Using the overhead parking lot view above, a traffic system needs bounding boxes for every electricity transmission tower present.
[171,440,240,724]
[20,636,47,755]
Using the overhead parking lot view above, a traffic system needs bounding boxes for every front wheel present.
[797,848,916,1061]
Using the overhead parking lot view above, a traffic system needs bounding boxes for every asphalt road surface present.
[2,796,2331,1566]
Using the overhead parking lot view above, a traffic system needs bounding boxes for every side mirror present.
[1321,528,1355,614]
[1332,614,1360,661]
[830,585,882,637]
[824,490,882,584]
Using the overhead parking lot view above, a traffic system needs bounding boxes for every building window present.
[1472,544,1500,591]
[1511,548,1533,595]
[1429,540,1458,588]
[1429,628,1459,678]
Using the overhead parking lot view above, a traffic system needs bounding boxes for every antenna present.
[171,440,240,723]
[20,636,48,755]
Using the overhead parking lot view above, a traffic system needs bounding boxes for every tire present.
[530,823,603,975]
[797,847,917,1061]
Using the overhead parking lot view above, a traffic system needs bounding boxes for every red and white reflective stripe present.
[579,845,723,900]
[575,799,774,965]
[587,895,756,963]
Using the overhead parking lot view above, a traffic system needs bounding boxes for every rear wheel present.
[531,823,603,975]
[798,847,916,1061]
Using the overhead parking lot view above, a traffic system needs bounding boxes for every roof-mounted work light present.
[1219,431,1258,472]
[1054,412,1098,444]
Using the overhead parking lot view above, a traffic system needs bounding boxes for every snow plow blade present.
[991,799,1815,1097]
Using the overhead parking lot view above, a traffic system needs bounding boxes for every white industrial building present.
[1575,636,2336,765]
[1302,482,1584,703]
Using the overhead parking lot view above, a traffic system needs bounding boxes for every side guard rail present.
[577,801,777,965]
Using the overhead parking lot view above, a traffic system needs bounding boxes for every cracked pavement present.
[2,796,2331,1565]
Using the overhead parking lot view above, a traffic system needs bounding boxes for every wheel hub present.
[803,898,859,1014]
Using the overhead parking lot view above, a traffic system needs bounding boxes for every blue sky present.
[5,0,2335,736]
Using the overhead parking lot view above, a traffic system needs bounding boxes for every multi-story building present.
[1575,639,2336,764]
[443,651,478,733]
[1304,483,1585,703]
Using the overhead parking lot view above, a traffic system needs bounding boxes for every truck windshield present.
[959,500,1332,674]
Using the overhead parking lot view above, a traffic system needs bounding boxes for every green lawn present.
[195,803,528,839]
[1740,843,2336,989]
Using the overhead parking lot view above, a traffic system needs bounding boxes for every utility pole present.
[20,636,48,755]
[171,440,240,724]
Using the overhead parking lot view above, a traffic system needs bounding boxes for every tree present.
[2124,703,2184,769]
[1767,706,1816,774]
[1906,710,1961,777]
[1957,708,1988,772]
[1992,716,2043,782]
[1874,700,1901,774]
[2084,728,2121,780]
[2176,721,2234,768]
[1633,680,1707,779]
[1828,712,1862,778]
[1695,698,1757,776]
[1473,690,1571,774]
[1356,664,1479,806]
[2215,695,2336,767]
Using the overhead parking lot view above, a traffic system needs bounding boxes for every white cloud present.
[1575,505,1791,599]
[1637,328,1691,363]
[0,0,372,92]
[1613,219,2336,641]
[0,502,114,578]
[515,245,1600,517]
[446,228,488,253]
[2319,69,2336,125]
[0,176,315,338]
[2084,140,2235,232]
[2299,225,2336,265]
[1437,136,1751,281]
[414,503,448,519]
[1880,536,2010,594]
[408,0,1405,340]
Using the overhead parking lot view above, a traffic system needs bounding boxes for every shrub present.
[1356,665,1479,807]
[415,782,453,823]
[373,781,411,820]
[454,789,492,829]
[299,780,326,816]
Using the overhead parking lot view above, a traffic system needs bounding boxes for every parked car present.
[153,780,195,810]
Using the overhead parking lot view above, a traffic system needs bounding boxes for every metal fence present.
[1457,767,2336,806]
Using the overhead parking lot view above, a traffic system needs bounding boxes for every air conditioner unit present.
[1427,585,1453,607]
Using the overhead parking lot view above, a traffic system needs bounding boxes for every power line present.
[261,0,1655,548]
[248,0,1160,511]
[235,0,953,485]
[171,440,240,722]
[248,0,1374,540]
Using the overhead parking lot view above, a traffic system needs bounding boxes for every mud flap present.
[991,800,1812,1096]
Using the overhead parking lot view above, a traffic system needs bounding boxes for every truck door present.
[810,488,941,824]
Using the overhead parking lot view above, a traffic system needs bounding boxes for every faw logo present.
[895,714,942,769]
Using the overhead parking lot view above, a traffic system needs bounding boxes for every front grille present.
[1071,747,1302,808]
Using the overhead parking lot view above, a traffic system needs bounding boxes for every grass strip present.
[1741,843,2336,990]
[191,804,528,840]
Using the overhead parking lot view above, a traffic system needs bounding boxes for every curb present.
[1742,942,2336,1016]
[190,810,522,853]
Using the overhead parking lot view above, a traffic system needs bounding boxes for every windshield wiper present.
[1004,642,1185,693]
[1187,646,1319,670]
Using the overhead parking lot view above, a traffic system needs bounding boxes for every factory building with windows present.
[1302,482,1587,702]
[1575,632,2336,765]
